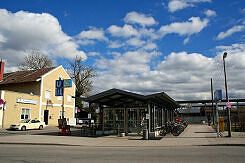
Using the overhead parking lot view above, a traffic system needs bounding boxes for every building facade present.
[0,63,75,128]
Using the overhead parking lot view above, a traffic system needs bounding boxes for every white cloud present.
[109,52,121,57]
[88,52,100,56]
[108,40,125,48]
[93,44,245,100]
[183,37,190,44]
[143,42,157,50]
[107,24,138,38]
[126,38,146,47]
[204,9,216,17]
[168,0,190,12]
[124,11,157,27]
[139,28,159,40]
[217,25,245,40]
[93,51,215,99]
[0,34,7,43]
[0,9,86,70]
[168,0,212,12]
[76,39,95,45]
[95,50,160,74]
[159,17,209,36]
[77,27,108,41]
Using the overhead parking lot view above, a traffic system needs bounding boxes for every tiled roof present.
[0,67,56,85]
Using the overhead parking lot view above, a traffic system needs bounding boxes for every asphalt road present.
[0,144,244,163]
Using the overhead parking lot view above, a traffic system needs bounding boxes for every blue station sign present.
[214,90,222,101]
[56,80,64,88]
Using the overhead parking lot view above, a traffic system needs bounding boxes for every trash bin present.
[143,129,148,140]
[219,117,224,131]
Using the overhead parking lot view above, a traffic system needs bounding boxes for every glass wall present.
[103,106,171,135]
[103,107,147,135]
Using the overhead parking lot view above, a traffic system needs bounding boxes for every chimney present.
[0,60,4,81]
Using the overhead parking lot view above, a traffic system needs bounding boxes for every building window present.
[67,95,72,102]
[45,90,51,99]
[21,108,30,120]
[59,111,66,119]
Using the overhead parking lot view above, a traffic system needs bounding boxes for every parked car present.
[10,119,46,131]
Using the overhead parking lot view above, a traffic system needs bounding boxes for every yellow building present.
[0,64,75,128]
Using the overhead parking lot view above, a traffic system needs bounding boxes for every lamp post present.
[223,52,231,137]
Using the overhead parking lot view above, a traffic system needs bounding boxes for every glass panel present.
[59,111,66,118]
[139,109,147,129]
[115,109,124,129]
[128,108,138,133]
[21,108,30,120]
[104,109,114,129]
[25,109,30,115]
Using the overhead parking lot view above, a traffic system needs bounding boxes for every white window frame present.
[67,95,72,103]
[59,110,66,119]
[20,108,31,120]
[45,90,51,99]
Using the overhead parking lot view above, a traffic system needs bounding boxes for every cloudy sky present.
[0,0,245,100]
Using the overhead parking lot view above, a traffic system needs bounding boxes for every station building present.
[0,61,75,128]
[84,89,179,137]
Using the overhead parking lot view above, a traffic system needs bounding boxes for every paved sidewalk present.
[0,124,244,147]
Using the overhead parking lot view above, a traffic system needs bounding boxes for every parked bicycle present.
[160,121,188,136]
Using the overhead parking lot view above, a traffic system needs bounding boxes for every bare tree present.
[69,55,96,118]
[69,55,96,97]
[19,50,53,70]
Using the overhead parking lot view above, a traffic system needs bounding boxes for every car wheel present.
[39,125,43,130]
[21,126,26,131]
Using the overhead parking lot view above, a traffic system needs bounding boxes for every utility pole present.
[216,101,220,137]
[211,78,215,125]
[223,52,231,137]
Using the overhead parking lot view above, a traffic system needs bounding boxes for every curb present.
[0,142,81,147]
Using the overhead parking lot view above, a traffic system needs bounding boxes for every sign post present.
[0,99,6,128]
[55,78,72,135]
[214,90,222,138]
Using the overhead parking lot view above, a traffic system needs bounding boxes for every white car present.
[10,119,46,131]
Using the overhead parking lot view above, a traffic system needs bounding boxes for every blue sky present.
[0,0,245,100]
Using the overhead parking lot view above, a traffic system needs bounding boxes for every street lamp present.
[223,52,231,137]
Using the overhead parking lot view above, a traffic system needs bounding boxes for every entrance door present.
[44,110,49,125]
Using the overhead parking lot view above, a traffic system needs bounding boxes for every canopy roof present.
[84,89,179,109]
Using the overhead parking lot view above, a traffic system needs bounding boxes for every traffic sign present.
[226,102,232,108]
[0,99,4,104]
[88,113,91,119]
[64,79,72,87]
